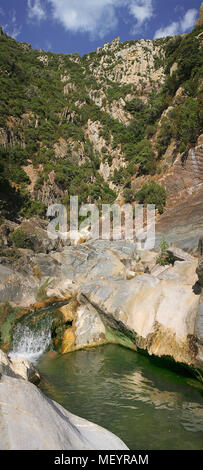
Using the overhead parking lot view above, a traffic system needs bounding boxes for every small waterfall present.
[10,324,52,363]
[9,310,54,363]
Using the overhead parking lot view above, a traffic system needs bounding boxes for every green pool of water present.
[38,344,203,450]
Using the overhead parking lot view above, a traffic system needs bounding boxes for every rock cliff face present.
[0,20,202,226]
[131,135,203,252]
[196,2,203,27]
[93,37,165,88]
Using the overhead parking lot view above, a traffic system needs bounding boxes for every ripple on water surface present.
[37,344,203,450]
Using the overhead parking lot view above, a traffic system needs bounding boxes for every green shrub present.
[134,140,156,175]
[164,27,203,96]
[23,200,46,218]
[11,227,33,249]
[125,97,146,114]
[135,180,166,214]
[37,278,52,301]
[156,238,175,266]
[156,118,173,158]
[170,98,202,146]
[123,188,133,203]
[146,124,157,138]
[0,302,22,347]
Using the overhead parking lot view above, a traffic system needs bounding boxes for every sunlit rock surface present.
[78,258,202,370]
[0,375,128,450]
[0,349,40,383]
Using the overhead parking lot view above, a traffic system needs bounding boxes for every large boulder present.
[0,349,40,384]
[51,240,138,284]
[0,375,128,450]
[0,217,65,255]
[78,259,202,372]
[13,218,64,254]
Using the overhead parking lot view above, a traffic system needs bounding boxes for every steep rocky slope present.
[0,18,202,228]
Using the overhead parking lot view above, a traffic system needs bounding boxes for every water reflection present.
[38,344,203,450]
[121,371,180,409]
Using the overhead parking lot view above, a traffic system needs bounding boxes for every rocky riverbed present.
[0,226,203,381]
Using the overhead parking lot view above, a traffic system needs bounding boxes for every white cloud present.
[27,0,46,22]
[46,0,154,38]
[154,8,198,39]
[128,0,153,25]
[3,9,21,39]
[129,0,154,33]
[154,21,179,39]
[45,39,52,50]
[3,24,21,39]
[10,25,22,39]
[180,8,197,31]
[11,10,17,24]
[47,0,119,37]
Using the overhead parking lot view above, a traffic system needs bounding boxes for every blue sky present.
[0,0,201,56]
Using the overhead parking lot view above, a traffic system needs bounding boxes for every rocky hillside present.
[0,18,202,227]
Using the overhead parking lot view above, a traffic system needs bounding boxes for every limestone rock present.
[0,219,19,248]
[59,299,78,322]
[94,38,165,89]
[19,217,64,254]
[170,62,178,76]
[37,55,49,66]
[0,375,128,450]
[78,260,201,368]
[195,2,203,27]
[63,82,77,95]
[0,350,40,384]
[61,328,76,354]
[54,137,68,159]
[0,263,38,305]
[167,246,195,262]
[75,304,106,348]
[155,188,203,253]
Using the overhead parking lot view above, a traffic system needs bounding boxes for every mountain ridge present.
[0,15,202,252]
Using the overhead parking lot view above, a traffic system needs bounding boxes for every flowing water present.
[9,308,56,363]
[10,322,52,363]
[37,345,203,450]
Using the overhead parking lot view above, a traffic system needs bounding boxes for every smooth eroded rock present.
[0,375,128,450]
[0,349,40,384]
[78,260,201,367]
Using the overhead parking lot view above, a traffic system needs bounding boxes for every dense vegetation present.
[135,180,166,214]
[0,23,202,220]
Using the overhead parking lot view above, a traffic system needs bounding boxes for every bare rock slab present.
[0,349,40,384]
[0,375,128,450]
